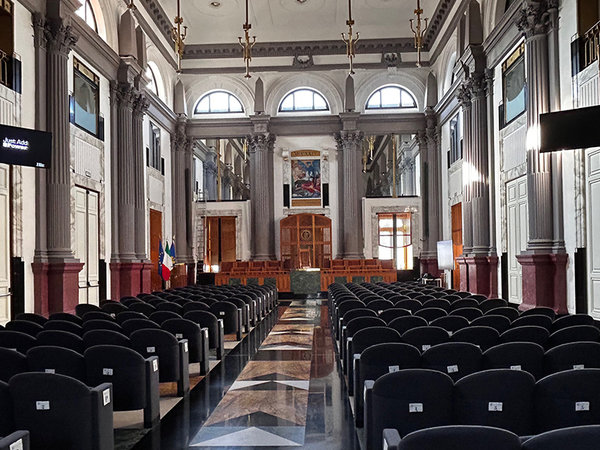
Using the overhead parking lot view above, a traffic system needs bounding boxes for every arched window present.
[278,88,330,113]
[366,85,417,110]
[76,0,98,32]
[145,65,159,97]
[194,91,244,114]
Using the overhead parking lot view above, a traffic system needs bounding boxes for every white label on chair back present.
[378,310,383,315]
[573,364,585,370]
[510,365,522,371]
[576,402,590,411]
[44,369,55,374]
[219,311,225,316]
[448,331,453,336]
[102,388,111,406]
[9,439,23,450]
[488,402,503,412]
[36,401,50,410]
[421,345,431,351]
[153,359,158,372]
[203,329,209,338]
[389,365,400,373]
[409,403,423,413]
[447,365,459,374]
[103,368,113,376]
[184,342,189,352]
[176,333,184,339]
[146,346,156,353]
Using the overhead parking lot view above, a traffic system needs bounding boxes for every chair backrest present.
[183,310,219,348]
[352,327,402,356]
[379,308,411,324]
[372,369,453,448]
[162,318,203,364]
[521,307,556,320]
[85,345,147,411]
[470,315,512,334]
[468,294,488,303]
[535,368,600,433]
[36,330,84,354]
[551,314,595,332]
[482,342,545,380]
[183,302,211,314]
[450,307,483,321]
[547,325,600,349]
[429,316,470,334]
[0,380,13,436]
[209,301,239,334]
[545,342,600,375]
[43,319,83,336]
[101,302,128,315]
[422,299,451,312]
[156,302,184,315]
[48,313,83,325]
[149,311,181,325]
[359,343,421,386]
[396,425,521,450]
[389,316,428,335]
[27,345,86,382]
[0,331,37,354]
[479,298,508,313]
[486,307,520,321]
[522,425,600,450]
[366,299,395,313]
[511,314,553,330]
[115,311,147,325]
[454,368,536,436]
[5,321,44,337]
[128,303,157,316]
[82,311,115,322]
[15,313,48,326]
[121,319,161,336]
[414,307,447,322]
[345,317,387,338]
[130,329,180,382]
[500,325,549,346]
[422,342,482,382]
[83,329,131,349]
[75,303,102,317]
[394,299,423,313]
[82,319,123,334]
[402,326,449,352]
[451,326,500,351]
[0,348,27,383]
[449,299,479,311]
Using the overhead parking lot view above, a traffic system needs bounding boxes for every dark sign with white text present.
[0,124,52,168]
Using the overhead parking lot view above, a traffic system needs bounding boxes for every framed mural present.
[291,150,321,207]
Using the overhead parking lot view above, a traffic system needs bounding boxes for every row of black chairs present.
[366,368,600,449]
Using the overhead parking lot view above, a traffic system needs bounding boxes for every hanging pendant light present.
[341,0,360,75]
[238,0,257,78]
[171,0,187,72]
[410,0,428,67]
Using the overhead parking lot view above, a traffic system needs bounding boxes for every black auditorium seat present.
[379,308,411,324]
[162,318,209,375]
[27,346,86,382]
[451,326,500,351]
[82,319,124,334]
[449,298,479,311]
[479,298,508,313]
[401,326,449,352]
[129,303,157,316]
[422,299,451,312]
[511,314,553,330]
[75,303,102,318]
[182,302,211,314]
[149,311,181,325]
[184,310,225,359]
[450,307,483,321]
[36,330,84,353]
[544,341,600,374]
[82,311,115,322]
[430,316,470,335]
[0,331,37,354]
[5,321,43,337]
[521,307,556,320]
[43,320,83,335]
[15,313,47,326]
[121,319,161,336]
[101,302,128,315]
[522,425,600,450]
[394,299,423,313]
[210,301,242,341]
[0,348,27,383]
[389,316,428,335]
[414,307,447,322]
[486,307,519,321]
[83,330,132,349]
[482,342,545,380]
[115,311,147,325]
[551,314,594,332]
[48,312,82,325]
[471,315,512,334]
[343,316,387,372]
[0,430,30,450]
[500,325,549,346]
[422,342,482,382]
[546,325,600,349]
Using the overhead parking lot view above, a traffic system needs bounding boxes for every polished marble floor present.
[132,299,360,450]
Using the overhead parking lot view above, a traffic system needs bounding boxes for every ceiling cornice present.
[422,0,457,49]
[136,0,173,42]
[183,38,417,59]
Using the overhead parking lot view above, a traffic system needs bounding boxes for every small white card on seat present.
[409,403,424,413]
[102,368,113,376]
[36,401,50,410]
[102,388,111,406]
[389,365,400,373]
[447,365,459,374]
[9,439,23,450]
[488,402,503,412]
[576,402,590,411]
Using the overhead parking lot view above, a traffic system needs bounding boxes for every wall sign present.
[0,124,51,168]
[290,150,321,207]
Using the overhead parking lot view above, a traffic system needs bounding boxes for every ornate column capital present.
[470,73,487,99]
[44,18,78,56]
[334,130,364,150]
[415,130,427,148]
[457,82,472,109]
[517,0,556,38]
[249,133,276,154]
[113,82,137,109]
[133,93,150,118]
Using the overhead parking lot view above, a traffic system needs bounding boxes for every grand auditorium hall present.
[1,0,600,448]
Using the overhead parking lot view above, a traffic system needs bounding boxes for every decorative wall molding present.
[422,0,458,50]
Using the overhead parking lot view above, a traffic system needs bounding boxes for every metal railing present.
[583,21,600,70]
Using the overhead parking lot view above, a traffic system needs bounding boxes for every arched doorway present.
[280,214,332,269]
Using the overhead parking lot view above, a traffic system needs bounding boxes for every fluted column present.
[203,153,217,201]
[421,109,443,258]
[516,0,567,312]
[249,130,276,260]
[457,83,473,255]
[335,130,365,259]
[133,93,149,261]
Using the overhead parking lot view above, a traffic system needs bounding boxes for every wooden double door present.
[205,216,236,271]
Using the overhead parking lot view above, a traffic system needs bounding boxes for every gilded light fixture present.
[392,134,397,198]
[238,0,257,78]
[242,138,249,163]
[363,135,375,173]
[409,0,428,67]
[171,0,187,72]
[341,0,359,75]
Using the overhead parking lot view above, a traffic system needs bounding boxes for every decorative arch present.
[193,90,245,115]
[278,87,330,113]
[443,52,457,94]
[146,44,175,108]
[146,61,166,100]
[355,72,426,113]
[185,75,254,117]
[365,85,418,110]
[266,73,343,116]
[78,0,110,44]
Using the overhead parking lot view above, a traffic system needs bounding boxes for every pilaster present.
[133,93,150,261]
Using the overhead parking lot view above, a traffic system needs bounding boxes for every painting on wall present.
[290,150,321,207]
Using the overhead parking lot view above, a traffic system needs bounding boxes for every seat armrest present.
[382,429,401,450]
[217,319,225,359]
[143,356,160,428]
[0,431,30,450]
[90,383,114,450]
[364,380,375,450]
[236,308,243,341]
[177,339,190,396]
[200,327,210,375]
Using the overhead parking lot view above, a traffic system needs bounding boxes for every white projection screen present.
[437,240,455,270]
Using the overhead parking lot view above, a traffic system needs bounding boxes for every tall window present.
[76,0,98,32]
[72,58,99,136]
[449,114,462,166]
[148,122,161,171]
[378,213,413,270]
[145,65,159,97]
[502,43,526,126]
[278,88,329,113]
[0,0,15,90]
[195,91,244,114]
[366,85,417,110]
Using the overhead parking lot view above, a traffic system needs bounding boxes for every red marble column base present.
[420,258,443,279]
[457,257,469,291]
[186,263,197,286]
[32,262,49,316]
[141,262,153,294]
[32,261,84,315]
[465,255,498,298]
[110,262,145,299]
[516,253,568,314]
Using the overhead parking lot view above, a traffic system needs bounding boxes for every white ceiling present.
[161,0,438,45]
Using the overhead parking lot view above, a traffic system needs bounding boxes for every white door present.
[587,148,600,318]
[74,187,100,305]
[0,164,10,324]
[506,176,528,304]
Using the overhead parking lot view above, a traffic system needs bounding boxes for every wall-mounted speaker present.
[323,183,329,207]
[283,184,290,208]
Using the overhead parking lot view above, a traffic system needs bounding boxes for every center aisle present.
[188,298,360,449]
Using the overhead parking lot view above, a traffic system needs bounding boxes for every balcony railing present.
[583,21,600,70]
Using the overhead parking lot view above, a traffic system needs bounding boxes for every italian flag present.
[160,241,173,281]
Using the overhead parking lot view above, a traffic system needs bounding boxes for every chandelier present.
[410,0,428,67]
[238,0,257,78]
[171,0,187,72]
[341,0,360,75]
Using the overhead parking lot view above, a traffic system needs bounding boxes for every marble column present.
[203,152,217,201]
[335,127,364,259]
[133,93,149,261]
[516,0,567,313]
[336,142,345,258]
[249,122,276,260]
[32,10,84,315]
